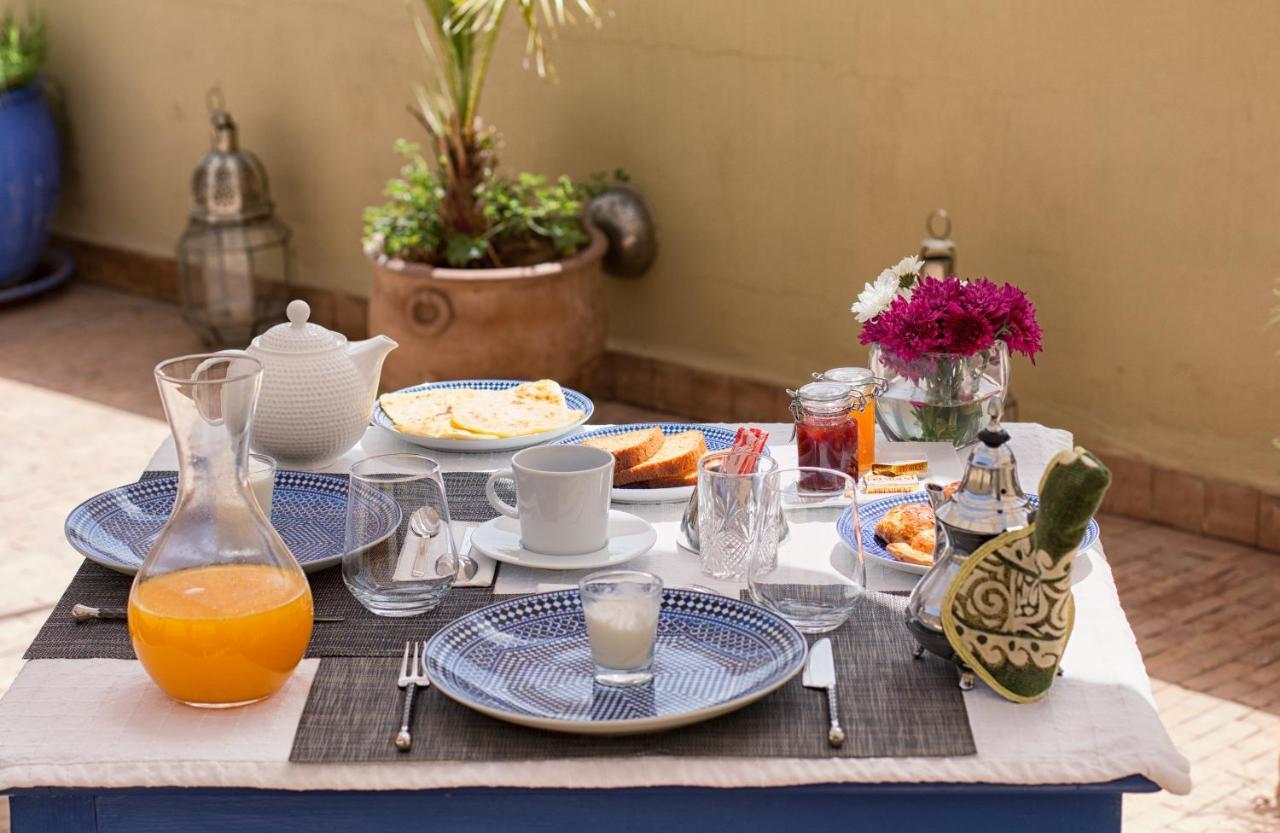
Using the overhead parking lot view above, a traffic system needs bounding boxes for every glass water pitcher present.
[127,353,313,708]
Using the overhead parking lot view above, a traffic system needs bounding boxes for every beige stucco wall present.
[29,0,1280,489]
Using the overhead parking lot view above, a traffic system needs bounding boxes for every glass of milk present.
[248,452,277,518]
[579,570,663,686]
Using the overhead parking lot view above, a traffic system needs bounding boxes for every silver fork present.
[394,641,430,751]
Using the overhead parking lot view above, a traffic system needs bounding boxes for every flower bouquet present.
[852,257,1042,446]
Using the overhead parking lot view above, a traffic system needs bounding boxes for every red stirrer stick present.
[725,427,768,475]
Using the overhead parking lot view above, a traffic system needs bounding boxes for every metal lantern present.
[918,208,956,280]
[177,97,291,347]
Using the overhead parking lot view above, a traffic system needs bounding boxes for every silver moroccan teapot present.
[905,411,1035,689]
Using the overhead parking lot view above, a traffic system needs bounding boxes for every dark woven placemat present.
[25,472,508,660]
[290,591,975,761]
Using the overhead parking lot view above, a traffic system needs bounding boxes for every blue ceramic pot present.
[0,78,61,286]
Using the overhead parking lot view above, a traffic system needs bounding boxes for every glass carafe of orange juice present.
[129,354,313,708]
[817,367,885,476]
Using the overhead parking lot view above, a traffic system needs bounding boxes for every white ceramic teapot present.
[229,299,397,467]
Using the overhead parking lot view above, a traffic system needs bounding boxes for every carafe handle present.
[189,349,258,435]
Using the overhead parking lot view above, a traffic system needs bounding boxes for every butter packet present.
[863,473,920,494]
[871,459,929,477]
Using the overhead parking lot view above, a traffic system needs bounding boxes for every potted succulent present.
[852,256,1043,446]
[364,0,610,389]
[0,13,60,286]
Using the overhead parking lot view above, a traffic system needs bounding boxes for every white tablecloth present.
[0,423,1192,796]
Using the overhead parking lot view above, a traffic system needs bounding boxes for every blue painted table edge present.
[8,777,1160,833]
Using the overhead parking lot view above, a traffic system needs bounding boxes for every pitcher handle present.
[188,349,258,431]
[191,349,255,381]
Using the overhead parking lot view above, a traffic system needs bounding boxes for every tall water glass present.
[343,453,458,617]
[696,450,779,580]
[247,452,277,517]
[749,467,865,633]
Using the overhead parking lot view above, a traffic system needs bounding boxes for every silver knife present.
[802,638,845,747]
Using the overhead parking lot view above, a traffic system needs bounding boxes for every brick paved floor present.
[0,284,1277,832]
[1106,516,1280,832]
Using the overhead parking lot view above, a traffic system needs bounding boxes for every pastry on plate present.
[874,503,935,545]
[886,541,934,567]
[876,503,938,567]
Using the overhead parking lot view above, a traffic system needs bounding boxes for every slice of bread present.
[614,430,708,486]
[623,470,699,489]
[580,426,665,470]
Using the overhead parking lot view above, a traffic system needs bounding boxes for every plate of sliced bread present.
[552,423,755,503]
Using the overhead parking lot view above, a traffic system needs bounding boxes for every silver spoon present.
[408,506,443,579]
[408,507,477,582]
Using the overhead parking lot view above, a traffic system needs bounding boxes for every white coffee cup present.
[485,445,614,555]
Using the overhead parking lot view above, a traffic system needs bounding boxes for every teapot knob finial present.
[286,299,310,328]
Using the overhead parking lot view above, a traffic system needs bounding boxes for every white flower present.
[851,269,901,323]
[892,255,925,280]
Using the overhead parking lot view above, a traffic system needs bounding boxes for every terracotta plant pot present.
[368,226,607,391]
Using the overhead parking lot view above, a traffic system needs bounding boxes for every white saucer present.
[471,510,658,571]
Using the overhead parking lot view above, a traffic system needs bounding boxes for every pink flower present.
[998,285,1043,360]
[857,275,1042,360]
[943,303,994,354]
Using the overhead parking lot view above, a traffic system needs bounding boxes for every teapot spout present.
[347,334,398,403]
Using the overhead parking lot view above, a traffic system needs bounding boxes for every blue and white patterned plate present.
[838,493,1101,577]
[425,588,807,735]
[64,471,402,576]
[372,379,594,454]
[552,423,767,503]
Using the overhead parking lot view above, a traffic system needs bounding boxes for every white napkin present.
[388,520,497,588]
[452,521,498,587]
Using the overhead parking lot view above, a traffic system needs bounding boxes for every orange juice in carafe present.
[142,353,314,708]
[129,563,312,707]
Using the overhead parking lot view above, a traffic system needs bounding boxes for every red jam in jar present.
[791,381,860,491]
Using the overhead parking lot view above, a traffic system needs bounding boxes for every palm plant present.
[368,0,602,268]
[0,12,46,93]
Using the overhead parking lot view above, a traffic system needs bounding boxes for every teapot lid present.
[935,406,1034,537]
[255,300,344,353]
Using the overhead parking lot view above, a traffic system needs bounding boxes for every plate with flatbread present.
[373,379,594,453]
[551,423,768,503]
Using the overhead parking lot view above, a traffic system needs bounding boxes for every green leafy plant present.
[0,12,46,93]
[363,0,609,268]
